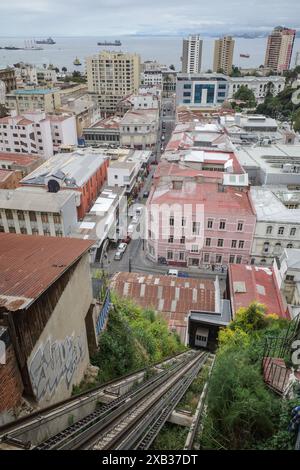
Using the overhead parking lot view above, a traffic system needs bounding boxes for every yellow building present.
[213,36,235,76]
[6,87,61,114]
[86,51,140,116]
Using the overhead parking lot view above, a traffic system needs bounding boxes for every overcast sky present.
[0,0,299,36]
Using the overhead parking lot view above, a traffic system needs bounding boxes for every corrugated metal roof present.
[0,233,93,311]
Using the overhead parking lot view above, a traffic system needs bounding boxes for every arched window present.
[290,227,296,236]
[266,226,273,234]
[287,243,293,249]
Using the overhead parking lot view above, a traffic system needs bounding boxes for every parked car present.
[178,271,189,278]
[167,269,179,277]
[135,206,143,215]
[158,256,168,265]
[143,191,149,198]
[114,251,123,260]
[117,242,127,253]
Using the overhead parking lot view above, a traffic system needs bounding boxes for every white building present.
[250,186,300,265]
[0,187,78,236]
[181,35,203,74]
[0,111,53,159]
[107,150,152,193]
[228,76,285,103]
[141,70,163,87]
[0,111,77,158]
[120,108,159,150]
[49,113,78,152]
[276,249,300,318]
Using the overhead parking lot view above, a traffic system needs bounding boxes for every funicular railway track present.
[33,350,208,450]
[0,350,191,449]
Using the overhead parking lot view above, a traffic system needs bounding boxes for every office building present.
[213,36,235,75]
[176,73,228,108]
[264,26,296,72]
[181,35,203,74]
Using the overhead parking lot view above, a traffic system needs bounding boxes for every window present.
[278,227,284,235]
[286,275,295,282]
[179,252,185,261]
[181,217,186,227]
[237,221,243,231]
[20,227,27,234]
[287,243,293,249]
[204,253,210,263]
[53,213,61,224]
[17,210,24,221]
[192,221,200,235]
[290,227,296,236]
[191,245,199,253]
[168,235,174,243]
[231,240,237,248]
[229,255,235,263]
[216,255,222,264]
[9,226,16,233]
[32,228,39,235]
[239,240,245,249]
[236,256,242,264]
[263,242,270,253]
[5,209,13,220]
[266,226,273,234]
[206,238,211,247]
[41,212,49,223]
[207,219,213,229]
[180,236,185,244]
[169,216,174,226]
[167,251,173,260]
[43,229,51,236]
[219,220,226,230]
[217,239,224,247]
[29,211,37,222]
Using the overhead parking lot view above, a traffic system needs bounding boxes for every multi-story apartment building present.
[176,73,228,107]
[0,68,16,94]
[181,35,203,74]
[250,186,300,265]
[228,76,285,103]
[0,187,78,237]
[141,70,163,87]
[120,108,159,150]
[5,87,61,114]
[86,51,140,116]
[264,26,296,72]
[83,116,121,147]
[20,149,109,219]
[213,36,235,75]
[146,174,256,267]
[0,111,77,158]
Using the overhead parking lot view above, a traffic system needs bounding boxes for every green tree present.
[233,85,256,107]
[230,65,241,77]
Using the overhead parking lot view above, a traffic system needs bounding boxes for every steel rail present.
[33,351,199,450]
[0,350,190,440]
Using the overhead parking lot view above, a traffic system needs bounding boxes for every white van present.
[167,269,178,277]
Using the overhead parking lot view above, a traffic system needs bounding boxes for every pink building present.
[146,165,256,268]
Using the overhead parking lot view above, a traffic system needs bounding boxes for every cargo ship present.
[97,40,122,46]
[36,37,56,45]
[240,53,250,58]
[73,57,82,66]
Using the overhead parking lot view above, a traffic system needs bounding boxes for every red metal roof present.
[0,152,42,167]
[0,233,93,311]
[228,264,289,319]
[110,271,216,330]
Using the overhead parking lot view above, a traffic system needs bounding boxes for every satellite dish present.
[48,179,60,193]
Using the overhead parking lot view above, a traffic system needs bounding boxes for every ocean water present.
[1,36,300,74]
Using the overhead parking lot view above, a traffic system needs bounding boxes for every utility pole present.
[129,257,132,273]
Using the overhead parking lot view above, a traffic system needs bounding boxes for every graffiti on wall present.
[28,333,86,401]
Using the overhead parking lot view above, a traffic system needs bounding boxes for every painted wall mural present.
[28,333,86,401]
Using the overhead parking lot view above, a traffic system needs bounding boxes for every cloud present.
[0,0,299,36]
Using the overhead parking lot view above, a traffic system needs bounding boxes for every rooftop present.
[12,88,59,95]
[236,144,300,174]
[0,233,93,311]
[0,187,76,212]
[110,272,216,339]
[228,264,288,319]
[0,151,42,167]
[150,181,255,216]
[121,108,159,125]
[90,116,121,130]
[250,186,300,223]
[21,149,107,188]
